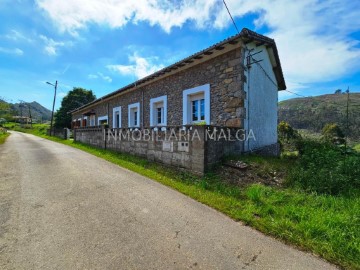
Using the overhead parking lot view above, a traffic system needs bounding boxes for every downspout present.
[247,60,250,152]
[107,102,110,126]
[104,102,109,150]
[141,90,144,129]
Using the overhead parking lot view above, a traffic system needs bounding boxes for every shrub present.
[288,140,360,196]
[278,121,301,153]
[321,123,345,145]
[278,121,299,141]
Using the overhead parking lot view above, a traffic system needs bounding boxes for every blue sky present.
[0,0,359,110]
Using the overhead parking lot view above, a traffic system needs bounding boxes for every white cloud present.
[3,30,34,43]
[88,74,98,79]
[36,0,218,34]
[0,47,23,56]
[107,53,164,79]
[88,72,112,83]
[218,0,360,90]
[39,34,72,56]
[36,0,360,90]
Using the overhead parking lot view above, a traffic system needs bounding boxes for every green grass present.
[0,130,10,144]
[4,122,49,136]
[7,125,360,269]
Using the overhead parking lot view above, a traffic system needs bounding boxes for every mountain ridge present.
[0,99,52,122]
[278,92,360,140]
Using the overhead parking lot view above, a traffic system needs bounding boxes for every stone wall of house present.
[73,126,244,175]
[72,45,246,129]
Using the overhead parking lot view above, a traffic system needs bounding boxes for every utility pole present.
[19,101,24,127]
[28,103,33,128]
[46,80,58,136]
[345,87,350,151]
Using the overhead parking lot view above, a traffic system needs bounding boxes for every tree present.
[0,100,15,121]
[334,89,342,94]
[54,88,96,128]
[0,118,6,126]
[321,123,345,145]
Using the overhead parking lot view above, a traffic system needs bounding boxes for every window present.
[183,84,210,125]
[82,116,87,127]
[191,98,205,122]
[157,107,163,124]
[134,111,138,126]
[128,102,140,128]
[98,115,108,126]
[112,106,121,128]
[150,95,167,127]
[90,115,96,126]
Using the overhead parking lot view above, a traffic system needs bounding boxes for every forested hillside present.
[0,99,51,122]
[278,93,360,140]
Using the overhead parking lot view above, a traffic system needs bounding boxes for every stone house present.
[71,28,286,174]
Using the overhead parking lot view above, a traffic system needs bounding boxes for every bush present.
[278,121,301,153]
[288,140,360,196]
[278,121,299,141]
[322,123,345,145]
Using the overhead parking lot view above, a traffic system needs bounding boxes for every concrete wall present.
[243,43,279,151]
[74,126,243,175]
[47,128,71,139]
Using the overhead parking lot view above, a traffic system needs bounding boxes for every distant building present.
[13,116,31,124]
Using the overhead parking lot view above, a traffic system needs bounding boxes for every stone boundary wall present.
[74,125,244,175]
[47,128,71,139]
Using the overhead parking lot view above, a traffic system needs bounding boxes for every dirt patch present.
[217,160,285,187]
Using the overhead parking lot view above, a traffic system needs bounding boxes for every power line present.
[222,0,358,113]
[222,0,240,34]
[223,0,278,89]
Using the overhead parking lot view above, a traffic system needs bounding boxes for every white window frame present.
[97,115,108,126]
[128,102,140,128]
[182,84,210,125]
[150,95,167,127]
[112,106,121,128]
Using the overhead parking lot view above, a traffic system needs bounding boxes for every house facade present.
[71,28,286,174]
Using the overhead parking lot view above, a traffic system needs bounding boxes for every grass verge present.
[0,131,10,144]
[8,125,360,270]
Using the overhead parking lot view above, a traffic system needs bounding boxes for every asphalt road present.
[0,132,337,270]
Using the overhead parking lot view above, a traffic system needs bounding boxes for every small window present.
[113,106,121,128]
[191,98,205,121]
[128,102,140,128]
[157,107,163,124]
[150,95,167,127]
[200,99,205,120]
[192,100,199,121]
[183,84,210,125]
[134,111,138,126]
